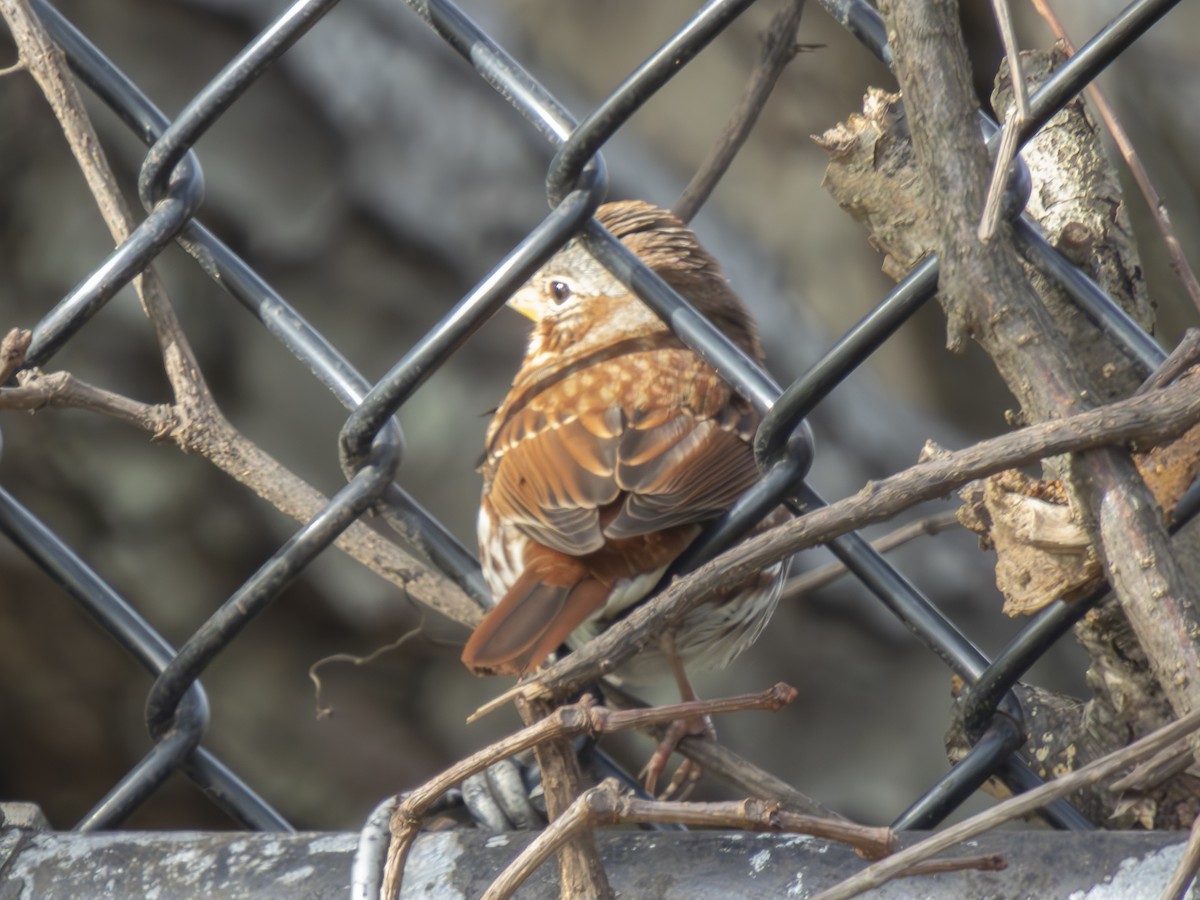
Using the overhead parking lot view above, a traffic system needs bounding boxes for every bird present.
[462,199,786,793]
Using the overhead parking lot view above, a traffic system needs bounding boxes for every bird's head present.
[508,200,763,364]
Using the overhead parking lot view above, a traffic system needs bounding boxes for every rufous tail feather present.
[462,571,611,676]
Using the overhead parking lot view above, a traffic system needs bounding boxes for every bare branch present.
[813,704,1200,900]
[881,0,1200,782]
[673,0,809,223]
[0,0,482,628]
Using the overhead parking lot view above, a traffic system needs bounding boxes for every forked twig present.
[381,684,797,898]
[599,678,842,819]
[482,778,1003,900]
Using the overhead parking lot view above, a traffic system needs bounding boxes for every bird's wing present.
[604,403,760,539]
[487,391,759,553]
[485,337,764,556]
[485,404,622,556]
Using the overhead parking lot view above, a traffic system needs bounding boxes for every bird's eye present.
[549,280,572,304]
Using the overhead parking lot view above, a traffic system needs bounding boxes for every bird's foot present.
[642,712,715,800]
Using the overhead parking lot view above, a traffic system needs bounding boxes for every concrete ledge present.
[0,820,1193,898]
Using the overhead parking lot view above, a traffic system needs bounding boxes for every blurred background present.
[0,0,1197,832]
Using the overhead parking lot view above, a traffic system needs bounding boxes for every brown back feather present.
[596,200,764,361]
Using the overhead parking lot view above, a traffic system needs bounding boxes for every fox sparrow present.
[462,200,785,790]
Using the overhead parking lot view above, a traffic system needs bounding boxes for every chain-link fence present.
[1,0,1198,895]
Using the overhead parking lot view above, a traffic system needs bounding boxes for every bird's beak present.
[506,287,541,321]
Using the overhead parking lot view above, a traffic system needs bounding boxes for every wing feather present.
[605,415,758,539]
[483,356,760,556]
[486,414,619,555]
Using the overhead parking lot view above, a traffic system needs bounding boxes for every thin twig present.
[1029,0,1200,313]
[978,111,1022,241]
[781,510,960,601]
[1161,810,1200,900]
[904,854,1007,877]
[813,704,1200,900]
[2,368,176,434]
[483,779,892,900]
[673,0,809,223]
[979,0,1030,240]
[1135,329,1200,396]
[992,0,1029,122]
[1110,736,1194,793]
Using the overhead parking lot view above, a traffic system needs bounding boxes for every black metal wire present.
[145,438,401,736]
[545,0,759,203]
[77,694,208,832]
[34,0,487,613]
[0,0,1188,853]
[32,1,368,407]
[755,258,937,462]
[136,0,340,206]
[754,147,1034,464]
[0,485,290,831]
[813,0,1175,377]
[891,716,1026,831]
[338,188,605,475]
[1015,0,1180,144]
[24,175,202,366]
[1015,218,1166,371]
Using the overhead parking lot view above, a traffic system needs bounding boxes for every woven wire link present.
[0,0,1192,842]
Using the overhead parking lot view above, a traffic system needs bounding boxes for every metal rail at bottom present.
[0,803,1190,899]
